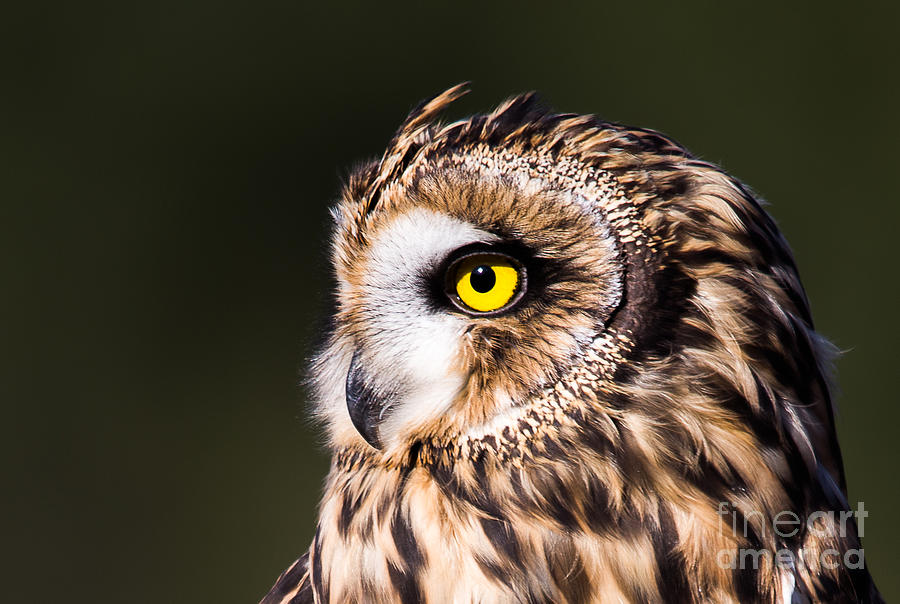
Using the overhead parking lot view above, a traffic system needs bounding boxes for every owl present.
[260,84,881,603]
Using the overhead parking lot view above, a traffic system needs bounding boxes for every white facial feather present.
[317,208,498,451]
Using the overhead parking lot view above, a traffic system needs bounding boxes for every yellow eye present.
[451,254,522,313]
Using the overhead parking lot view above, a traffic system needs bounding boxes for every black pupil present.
[470,265,496,293]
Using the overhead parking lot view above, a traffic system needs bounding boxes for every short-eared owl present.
[261,84,881,603]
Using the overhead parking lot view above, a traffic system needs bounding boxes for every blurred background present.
[2,1,897,601]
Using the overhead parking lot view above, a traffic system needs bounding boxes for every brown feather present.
[263,86,881,603]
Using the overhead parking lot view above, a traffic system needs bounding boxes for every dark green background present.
[2,1,897,601]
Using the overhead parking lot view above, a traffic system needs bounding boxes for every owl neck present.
[313,391,870,603]
[316,431,772,603]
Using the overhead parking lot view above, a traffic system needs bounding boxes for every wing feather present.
[259,553,313,604]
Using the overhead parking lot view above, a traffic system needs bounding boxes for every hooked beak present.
[345,351,392,449]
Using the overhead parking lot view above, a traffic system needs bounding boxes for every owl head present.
[309,84,840,499]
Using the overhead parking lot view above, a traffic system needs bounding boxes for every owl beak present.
[345,351,388,449]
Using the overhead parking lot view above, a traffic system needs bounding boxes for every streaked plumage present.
[261,84,881,603]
